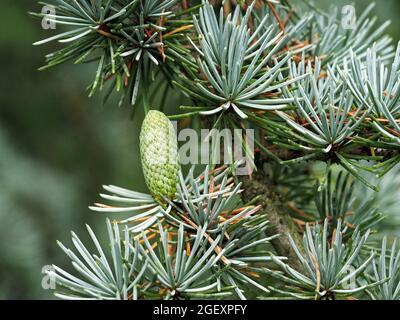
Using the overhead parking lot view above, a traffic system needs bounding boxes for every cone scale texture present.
[140,110,180,202]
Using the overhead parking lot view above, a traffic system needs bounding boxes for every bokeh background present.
[0,0,399,299]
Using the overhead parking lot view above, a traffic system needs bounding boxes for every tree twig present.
[239,171,305,272]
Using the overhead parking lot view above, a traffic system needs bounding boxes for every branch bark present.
[239,171,305,272]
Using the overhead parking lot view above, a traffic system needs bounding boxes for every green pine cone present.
[140,110,180,202]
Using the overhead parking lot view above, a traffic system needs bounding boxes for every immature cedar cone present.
[139,110,180,202]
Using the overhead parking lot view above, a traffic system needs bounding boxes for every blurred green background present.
[0,0,399,299]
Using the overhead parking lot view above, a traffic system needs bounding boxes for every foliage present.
[173,1,308,118]
[264,219,380,299]
[31,0,187,106]
[31,0,400,300]
[366,237,400,300]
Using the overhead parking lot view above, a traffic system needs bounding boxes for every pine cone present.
[140,110,180,203]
